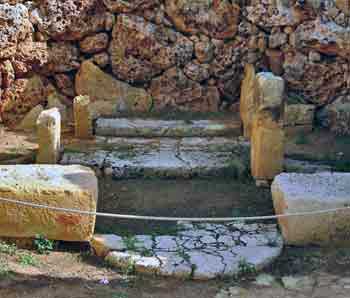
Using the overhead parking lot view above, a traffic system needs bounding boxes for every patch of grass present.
[18,253,38,267]
[0,241,17,255]
[0,258,11,278]
[122,257,135,276]
[234,258,257,279]
[122,236,139,251]
[34,235,54,254]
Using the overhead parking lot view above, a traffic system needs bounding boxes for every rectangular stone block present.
[0,165,98,242]
[272,172,350,246]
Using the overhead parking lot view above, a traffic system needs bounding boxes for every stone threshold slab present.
[61,137,250,179]
[95,118,242,138]
[92,222,283,280]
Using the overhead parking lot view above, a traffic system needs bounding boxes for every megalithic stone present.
[251,110,285,181]
[36,108,61,164]
[74,95,93,139]
[240,64,257,139]
[251,72,285,183]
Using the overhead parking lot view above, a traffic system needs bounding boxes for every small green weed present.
[0,241,17,255]
[234,258,257,279]
[34,235,54,254]
[122,236,139,251]
[122,258,135,276]
[18,253,38,266]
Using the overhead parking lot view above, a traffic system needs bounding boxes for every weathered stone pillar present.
[36,108,61,164]
[251,72,285,186]
[240,64,257,139]
[74,95,93,139]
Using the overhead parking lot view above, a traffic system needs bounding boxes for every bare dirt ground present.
[1,245,350,298]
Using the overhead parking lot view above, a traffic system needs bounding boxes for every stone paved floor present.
[93,222,283,280]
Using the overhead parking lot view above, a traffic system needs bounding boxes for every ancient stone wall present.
[0,0,349,130]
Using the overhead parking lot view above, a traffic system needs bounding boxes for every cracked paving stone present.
[95,223,283,280]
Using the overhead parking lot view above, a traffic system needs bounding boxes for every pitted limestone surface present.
[95,222,283,280]
[61,137,250,179]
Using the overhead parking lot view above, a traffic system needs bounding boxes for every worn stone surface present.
[251,111,285,181]
[16,104,44,131]
[101,222,282,279]
[74,95,93,139]
[36,108,61,164]
[0,3,32,59]
[272,172,350,246]
[61,136,250,179]
[240,64,257,139]
[149,67,220,112]
[75,61,153,117]
[79,33,109,54]
[95,118,241,138]
[284,104,315,127]
[0,75,48,127]
[0,165,97,241]
[165,0,240,39]
[109,14,193,83]
[317,94,350,136]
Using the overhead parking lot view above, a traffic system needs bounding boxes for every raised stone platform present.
[272,172,350,246]
[95,118,242,138]
[92,222,283,280]
[61,137,250,179]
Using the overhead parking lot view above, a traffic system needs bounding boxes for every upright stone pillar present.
[251,72,285,186]
[74,95,93,139]
[36,108,61,164]
[240,64,257,139]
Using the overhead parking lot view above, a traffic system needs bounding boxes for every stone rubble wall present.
[0,0,349,131]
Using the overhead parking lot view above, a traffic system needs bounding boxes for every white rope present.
[0,196,349,222]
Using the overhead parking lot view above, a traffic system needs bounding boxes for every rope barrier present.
[0,196,349,222]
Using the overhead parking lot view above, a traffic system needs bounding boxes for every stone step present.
[61,136,250,179]
[95,118,242,138]
[92,222,283,280]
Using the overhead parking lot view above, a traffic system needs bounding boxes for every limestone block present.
[0,165,98,242]
[272,172,350,246]
[256,72,285,110]
[74,95,93,139]
[240,64,257,139]
[75,60,152,116]
[36,108,61,164]
[251,111,285,180]
[16,104,44,131]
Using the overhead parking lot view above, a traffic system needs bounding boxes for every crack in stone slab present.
[98,222,283,280]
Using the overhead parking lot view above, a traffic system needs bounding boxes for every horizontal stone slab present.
[95,118,242,138]
[0,165,98,242]
[61,137,250,179]
[100,222,283,280]
[272,172,350,246]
